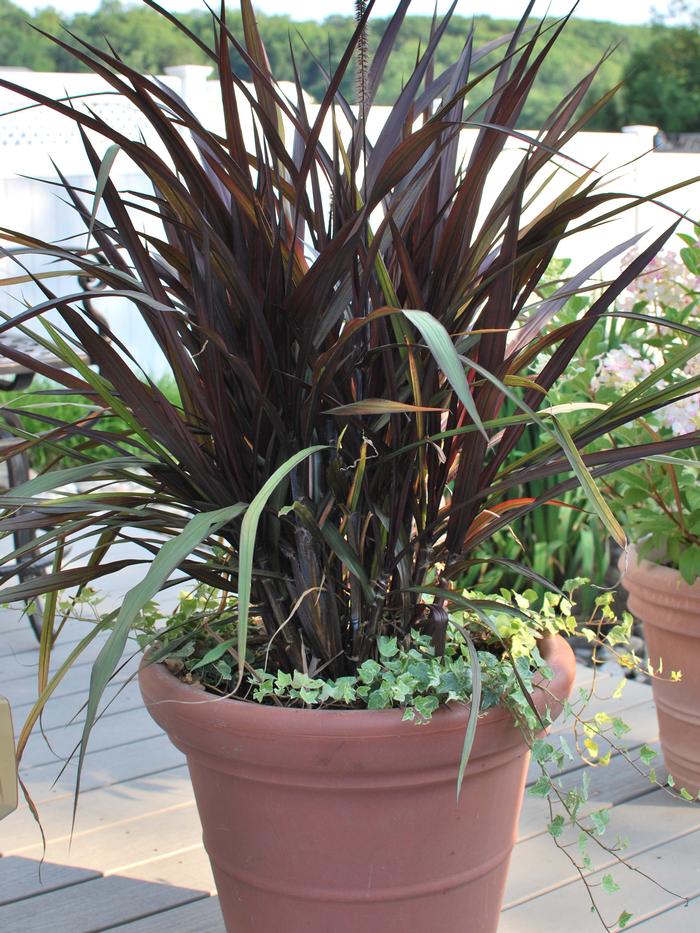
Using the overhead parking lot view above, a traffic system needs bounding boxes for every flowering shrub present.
[591,344,700,433]
[484,239,700,600]
[585,233,700,580]
[589,237,700,436]
[618,241,700,314]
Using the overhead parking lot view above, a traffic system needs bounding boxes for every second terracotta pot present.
[620,546,700,795]
[139,635,575,933]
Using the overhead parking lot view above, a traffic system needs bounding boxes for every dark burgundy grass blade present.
[0,0,692,696]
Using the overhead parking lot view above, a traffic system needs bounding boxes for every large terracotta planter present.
[620,547,700,795]
[139,635,575,933]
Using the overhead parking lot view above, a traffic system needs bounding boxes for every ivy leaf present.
[528,775,552,798]
[331,676,358,704]
[559,736,574,761]
[601,873,620,894]
[413,695,440,720]
[548,815,565,838]
[357,659,381,684]
[367,689,390,709]
[276,671,293,690]
[578,831,592,869]
[639,744,658,766]
[581,770,591,802]
[377,636,399,658]
[612,717,631,738]
[531,739,555,763]
[612,679,627,700]
[590,808,610,836]
[617,910,633,928]
[299,685,321,704]
[212,658,233,679]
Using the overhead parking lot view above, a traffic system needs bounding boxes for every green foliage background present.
[622,27,700,132]
[0,0,667,130]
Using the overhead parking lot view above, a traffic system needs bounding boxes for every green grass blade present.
[403,309,487,440]
[464,356,626,547]
[2,457,151,500]
[87,144,120,247]
[75,499,248,821]
[319,520,374,603]
[444,618,483,799]
[550,416,626,548]
[326,399,444,415]
[236,445,327,686]
[457,632,481,798]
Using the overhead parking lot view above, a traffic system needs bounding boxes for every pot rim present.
[138,633,575,739]
[620,544,700,595]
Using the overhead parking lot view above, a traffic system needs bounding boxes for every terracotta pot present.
[139,635,575,933]
[620,546,700,796]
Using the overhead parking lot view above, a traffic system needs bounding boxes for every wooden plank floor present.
[1,603,699,931]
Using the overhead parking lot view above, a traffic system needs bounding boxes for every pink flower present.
[591,344,655,393]
[656,394,700,435]
[618,245,700,314]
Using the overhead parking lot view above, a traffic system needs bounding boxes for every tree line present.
[0,0,697,132]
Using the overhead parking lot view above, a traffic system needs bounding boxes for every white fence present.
[1,65,700,377]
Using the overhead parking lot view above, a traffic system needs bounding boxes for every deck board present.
[506,789,699,909]
[3,653,140,709]
[518,746,662,842]
[23,732,184,804]
[634,895,700,931]
[6,765,196,853]
[2,600,698,932]
[499,823,700,932]
[101,895,225,932]
[19,694,163,770]
[0,864,211,933]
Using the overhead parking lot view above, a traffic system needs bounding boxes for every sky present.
[10,0,673,26]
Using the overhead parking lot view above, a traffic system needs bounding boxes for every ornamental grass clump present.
[0,0,699,783]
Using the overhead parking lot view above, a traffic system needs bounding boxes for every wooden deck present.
[1,588,699,931]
